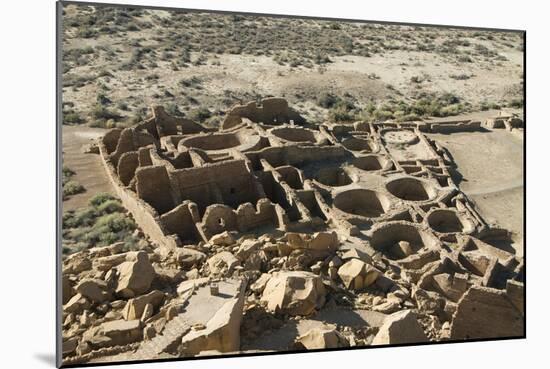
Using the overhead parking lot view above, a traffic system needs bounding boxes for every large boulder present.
[296,327,349,349]
[96,319,143,347]
[63,252,92,274]
[63,293,91,314]
[123,290,165,321]
[337,259,381,290]
[209,231,235,246]
[76,278,112,303]
[235,239,262,261]
[175,248,206,268]
[261,271,326,316]
[372,310,428,345]
[116,251,156,298]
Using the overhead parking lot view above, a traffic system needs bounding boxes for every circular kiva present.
[179,133,240,151]
[369,222,439,260]
[385,177,438,202]
[382,129,419,145]
[352,155,391,172]
[426,208,469,233]
[341,136,373,152]
[270,127,317,143]
[314,167,353,187]
[178,132,260,152]
[333,189,391,218]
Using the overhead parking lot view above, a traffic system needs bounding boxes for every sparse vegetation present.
[62,166,85,200]
[61,4,523,127]
[62,193,140,255]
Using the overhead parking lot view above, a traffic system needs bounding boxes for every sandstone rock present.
[206,251,240,276]
[123,289,165,320]
[261,271,326,315]
[76,278,112,303]
[63,337,78,355]
[80,311,91,326]
[77,341,92,356]
[450,285,524,339]
[175,248,206,268]
[373,300,401,314]
[179,279,246,355]
[143,324,157,340]
[116,251,156,298]
[309,232,339,251]
[63,252,92,274]
[235,239,262,260]
[297,327,349,349]
[209,231,235,246]
[243,251,264,271]
[141,303,154,321]
[62,275,75,304]
[340,248,373,263]
[63,293,91,314]
[388,241,414,259]
[337,259,381,290]
[250,273,271,293]
[98,319,143,346]
[372,310,428,345]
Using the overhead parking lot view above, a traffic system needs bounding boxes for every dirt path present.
[62,125,113,211]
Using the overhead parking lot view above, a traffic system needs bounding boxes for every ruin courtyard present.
[61,97,524,364]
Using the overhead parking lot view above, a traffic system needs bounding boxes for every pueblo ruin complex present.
[61,97,524,364]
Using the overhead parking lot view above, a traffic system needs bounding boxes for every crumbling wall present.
[222,97,306,129]
[159,202,200,243]
[169,160,264,214]
[135,165,175,215]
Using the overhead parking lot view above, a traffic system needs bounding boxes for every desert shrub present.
[508,99,524,108]
[457,55,473,63]
[62,166,85,199]
[90,104,121,125]
[97,199,125,214]
[449,73,472,80]
[63,110,84,125]
[63,181,85,199]
[178,76,202,88]
[76,27,97,38]
[317,93,338,109]
[89,192,116,207]
[188,107,212,122]
[165,103,183,116]
[96,92,111,105]
[62,193,138,254]
[328,105,355,122]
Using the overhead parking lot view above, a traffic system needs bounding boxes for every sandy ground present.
[428,128,524,255]
[62,125,113,211]
[61,6,524,125]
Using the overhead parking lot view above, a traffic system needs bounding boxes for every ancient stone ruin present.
[62,98,524,364]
